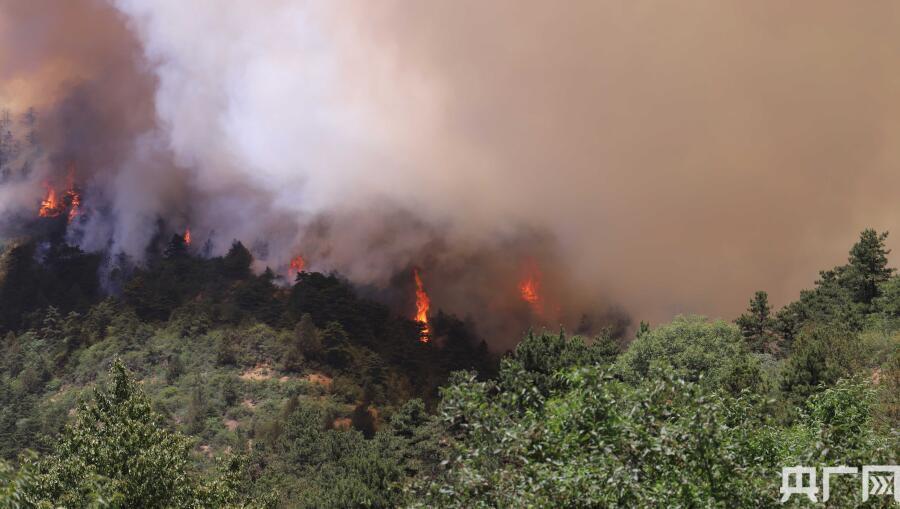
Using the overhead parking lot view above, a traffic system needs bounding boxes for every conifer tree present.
[735,291,777,353]
[846,229,894,306]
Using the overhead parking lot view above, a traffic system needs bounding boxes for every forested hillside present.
[1,229,898,508]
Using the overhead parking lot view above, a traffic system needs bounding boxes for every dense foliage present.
[0,229,898,507]
[4,360,252,508]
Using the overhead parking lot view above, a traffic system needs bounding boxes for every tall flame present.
[39,186,60,217]
[184,227,192,245]
[519,260,543,316]
[65,188,81,223]
[66,189,81,223]
[65,167,81,223]
[413,268,431,342]
[289,255,306,278]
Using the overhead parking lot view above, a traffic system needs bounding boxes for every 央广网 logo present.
[780,465,899,503]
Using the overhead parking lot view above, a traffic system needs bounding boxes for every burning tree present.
[413,268,431,342]
[518,259,543,316]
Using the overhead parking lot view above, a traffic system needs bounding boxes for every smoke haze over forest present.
[2,0,900,343]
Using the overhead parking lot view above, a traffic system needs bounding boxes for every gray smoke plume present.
[3,0,900,347]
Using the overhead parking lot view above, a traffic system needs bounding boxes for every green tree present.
[637,320,650,338]
[36,307,63,345]
[774,230,895,343]
[772,378,898,506]
[223,241,253,280]
[185,385,210,435]
[385,399,442,478]
[163,233,189,259]
[0,332,22,377]
[282,313,324,371]
[165,354,184,384]
[322,322,352,369]
[498,330,617,411]
[0,242,42,332]
[735,291,777,353]
[413,367,776,508]
[216,332,240,366]
[222,376,239,407]
[873,275,900,324]
[845,229,894,307]
[281,336,306,373]
[257,400,404,508]
[62,311,83,355]
[31,360,252,507]
[232,268,282,324]
[295,313,323,360]
[781,323,857,402]
[0,452,59,509]
[616,315,764,395]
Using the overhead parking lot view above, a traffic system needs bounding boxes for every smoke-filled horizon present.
[2,0,900,343]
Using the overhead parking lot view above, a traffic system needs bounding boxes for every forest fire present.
[66,188,81,222]
[519,260,543,316]
[38,185,60,217]
[289,255,306,278]
[413,268,431,342]
[65,168,81,222]
[38,174,82,223]
[183,227,192,245]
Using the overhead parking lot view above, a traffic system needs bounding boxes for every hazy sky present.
[1,0,899,328]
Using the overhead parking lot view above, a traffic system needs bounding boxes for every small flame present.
[519,260,543,315]
[184,227,192,245]
[39,185,60,217]
[413,268,431,342]
[65,166,81,223]
[289,255,306,278]
[65,188,81,222]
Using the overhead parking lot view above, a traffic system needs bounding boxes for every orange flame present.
[184,227,192,245]
[413,268,431,342]
[38,167,82,221]
[65,167,81,223]
[519,260,543,315]
[289,255,306,278]
[65,188,81,222]
[520,277,540,304]
[39,186,60,217]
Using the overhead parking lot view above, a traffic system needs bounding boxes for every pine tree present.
[37,306,64,345]
[0,109,11,169]
[735,291,777,353]
[21,107,37,147]
[637,320,651,338]
[223,241,253,279]
[186,385,209,434]
[281,340,305,373]
[163,233,189,259]
[845,229,894,306]
[296,313,323,359]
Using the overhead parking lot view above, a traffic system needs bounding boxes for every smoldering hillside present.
[2,0,900,347]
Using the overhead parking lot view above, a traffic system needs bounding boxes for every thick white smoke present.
[112,0,471,275]
[4,0,900,334]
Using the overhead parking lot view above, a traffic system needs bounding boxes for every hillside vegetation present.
[0,230,898,507]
